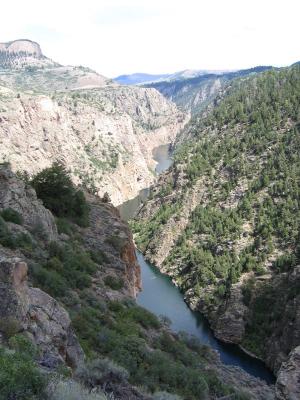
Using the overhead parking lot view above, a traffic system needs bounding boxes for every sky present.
[0,0,299,77]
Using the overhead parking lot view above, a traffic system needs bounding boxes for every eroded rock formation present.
[0,258,84,369]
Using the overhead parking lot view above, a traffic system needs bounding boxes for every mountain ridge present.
[133,64,300,399]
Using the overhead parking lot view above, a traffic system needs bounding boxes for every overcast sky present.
[0,0,299,77]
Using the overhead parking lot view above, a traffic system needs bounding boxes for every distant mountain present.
[114,73,170,85]
[143,66,275,114]
[114,69,234,85]
[0,39,113,91]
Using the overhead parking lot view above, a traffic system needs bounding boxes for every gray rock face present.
[213,279,248,344]
[275,346,300,400]
[0,258,84,369]
[83,193,141,297]
[0,164,58,241]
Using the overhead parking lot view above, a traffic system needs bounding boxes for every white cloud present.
[0,0,299,77]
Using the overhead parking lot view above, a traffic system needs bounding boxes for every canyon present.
[0,38,299,399]
[0,40,187,206]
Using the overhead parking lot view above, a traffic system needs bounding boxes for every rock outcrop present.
[275,346,300,400]
[212,278,248,344]
[0,258,84,369]
[83,193,141,297]
[0,164,58,241]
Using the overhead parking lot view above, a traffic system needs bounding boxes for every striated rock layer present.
[0,84,186,206]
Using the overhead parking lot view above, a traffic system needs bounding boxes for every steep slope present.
[143,66,274,114]
[133,65,300,395]
[0,164,275,400]
[0,40,187,205]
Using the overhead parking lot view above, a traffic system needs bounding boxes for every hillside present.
[0,40,187,205]
[143,66,274,114]
[0,163,276,400]
[0,39,59,69]
[133,65,300,397]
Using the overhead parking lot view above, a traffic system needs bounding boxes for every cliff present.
[0,39,187,206]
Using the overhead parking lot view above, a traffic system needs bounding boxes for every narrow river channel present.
[119,143,275,384]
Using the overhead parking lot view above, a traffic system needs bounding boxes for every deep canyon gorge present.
[0,39,299,400]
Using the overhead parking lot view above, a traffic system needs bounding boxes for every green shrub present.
[125,306,160,329]
[105,235,125,252]
[104,275,124,290]
[56,218,73,235]
[9,335,37,357]
[152,392,182,400]
[16,232,34,251]
[90,249,109,265]
[76,358,129,388]
[47,379,107,400]
[31,162,89,227]
[0,216,16,249]
[0,208,23,225]
[31,263,69,298]
[273,253,297,272]
[0,317,22,338]
[0,346,46,399]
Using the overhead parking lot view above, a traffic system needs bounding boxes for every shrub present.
[104,275,124,290]
[0,317,22,338]
[15,232,33,251]
[152,392,182,400]
[47,379,107,400]
[0,216,16,249]
[0,208,23,225]
[0,346,46,399]
[31,263,69,298]
[8,334,37,357]
[90,249,110,265]
[76,358,129,388]
[105,235,125,253]
[125,306,160,329]
[56,218,73,235]
[31,162,89,227]
[273,253,297,272]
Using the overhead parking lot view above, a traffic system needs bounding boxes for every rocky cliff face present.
[0,259,84,369]
[0,39,187,206]
[0,82,186,206]
[0,165,58,241]
[275,346,300,400]
[0,164,141,298]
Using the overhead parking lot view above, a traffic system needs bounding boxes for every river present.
[119,143,275,383]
